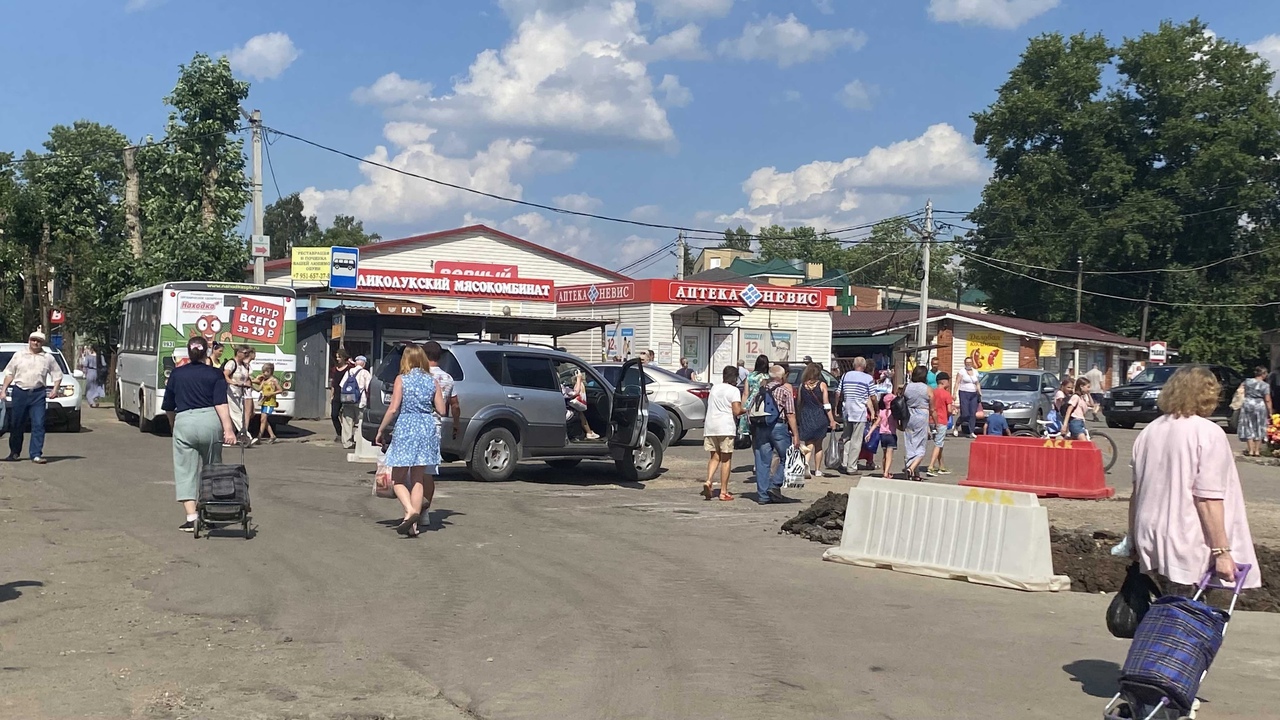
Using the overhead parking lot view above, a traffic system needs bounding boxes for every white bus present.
[115,282,297,431]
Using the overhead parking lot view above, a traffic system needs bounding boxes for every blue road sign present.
[330,246,360,290]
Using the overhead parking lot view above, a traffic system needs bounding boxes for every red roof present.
[833,308,1145,347]
[255,224,631,281]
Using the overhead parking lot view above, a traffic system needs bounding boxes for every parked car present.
[362,340,664,482]
[976,369,1060,431]
[1102,364,1242,430]
[0,344,84,433]
[594,362,707,443]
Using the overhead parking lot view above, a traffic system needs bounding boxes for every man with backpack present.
[837,356,877,474]
[338,355,372,449]
[748,365,800,505]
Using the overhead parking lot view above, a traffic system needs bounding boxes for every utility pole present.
[1140,283,1152,342]
[1075,254,1083,323]
[250,109,265,284]
[123,145,142,259]
[916,199,933,364]
[676,232,686,280]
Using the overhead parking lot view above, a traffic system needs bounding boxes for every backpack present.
[748,384,781,428]
[890,393,909,426]
[340,369,362,404]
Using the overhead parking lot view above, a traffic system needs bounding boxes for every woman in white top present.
[702,365,745,501]
[954,358,982,438]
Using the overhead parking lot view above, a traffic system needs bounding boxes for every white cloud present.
[717,123,988,229]
[927,0,1058,30]
[838,79,877,110]
[552,193,604,212]
[224,32,300,81]
[641,23,709,61]
[375,3,676,148]
[299,122,575,225]
[718,14,866,67]
[657,74,693,107]
[814,0,835,14]
[353,73,433,105]
[648,0,734,18]
[1247,34,1280,91]
[125,0,165,11]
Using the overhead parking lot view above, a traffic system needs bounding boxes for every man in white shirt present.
[703,365,745,501]
[2,331,62,464]
[338,356,371,449]
[836,356,876,473]
[421,341,460,513]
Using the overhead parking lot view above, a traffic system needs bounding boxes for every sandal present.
[396,513,420,536]
[700,484,713,500]
[408,525,420,538]
[719,491,735,501]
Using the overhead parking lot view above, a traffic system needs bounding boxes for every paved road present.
[3,409,1279,719]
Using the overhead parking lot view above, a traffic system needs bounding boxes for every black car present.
[1102,364,1242,430]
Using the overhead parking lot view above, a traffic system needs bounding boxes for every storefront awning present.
[832,333,905,348]
[305,305,607,338]
[670,304,744,318]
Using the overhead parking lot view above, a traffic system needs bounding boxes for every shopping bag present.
[863,425,881,455]
[783,446,807,488]
[1106,562,1158,639]
[823,429,843,470]
[373,450,396,499]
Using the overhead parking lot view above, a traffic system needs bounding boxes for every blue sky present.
[4,0,1280,277]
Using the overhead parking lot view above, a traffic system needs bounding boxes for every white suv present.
[0,344,85,433]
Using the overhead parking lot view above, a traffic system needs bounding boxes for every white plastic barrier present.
[347,433,380,463]
[822,478,1070,592]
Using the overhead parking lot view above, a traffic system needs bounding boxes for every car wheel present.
[664,408,684,445]
[545,458,582,470]
[66,411,81,434]
[114,387,129,423]
[614,430,663,482]
[469,426,518,482]
[1106,418,1121,429]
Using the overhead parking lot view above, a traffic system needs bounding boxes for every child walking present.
[926,372,955,477]
[255,363,282,445]
[876,391,898,479]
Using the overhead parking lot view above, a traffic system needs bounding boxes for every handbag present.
[1106,562,1158,639]
[1229,383,1244,411]
[823,429,843,470]
[863,425,881,455]
[783,446,807,488]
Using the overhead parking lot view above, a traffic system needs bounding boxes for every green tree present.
[264,192,319,259]
[136,53,251,286]
[842,218,958,296]
[719,225,752,251]
[756,225,843,267]
[968,20,1280,365]
[318,214,380,248]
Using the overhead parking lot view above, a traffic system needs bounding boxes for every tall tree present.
[136,53,251,286]
[320,214,380,248]
[969,20,1280,365]
[264,192,319,258]
[719,225,752,251]
[843,218,958,296]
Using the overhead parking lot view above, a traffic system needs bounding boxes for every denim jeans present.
[958,391,979,434]
[8,386,47,459]
[752,422,791,502]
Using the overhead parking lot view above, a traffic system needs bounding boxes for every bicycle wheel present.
[1089,430,1118,472]
[1012,429,1036,438]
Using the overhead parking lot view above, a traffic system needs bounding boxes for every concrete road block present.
[347,433,379,463]
[822,478,1070,592]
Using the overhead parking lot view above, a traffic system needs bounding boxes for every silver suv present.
[361,340,664,482]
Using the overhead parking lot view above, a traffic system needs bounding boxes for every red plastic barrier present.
[960,435,1114,499]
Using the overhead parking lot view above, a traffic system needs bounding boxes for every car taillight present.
[688,388,710,400]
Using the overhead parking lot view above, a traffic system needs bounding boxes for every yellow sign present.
[291,247,332,282]
[963,488,1017,506]
[1038,339,1057,358]
[966,331,1004,371]
[1043,438,1074,449]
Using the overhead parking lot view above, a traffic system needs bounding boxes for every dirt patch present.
[782,496,1280,612]
[780,492,847,545]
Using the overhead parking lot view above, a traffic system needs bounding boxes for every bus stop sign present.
[330,247,359,290]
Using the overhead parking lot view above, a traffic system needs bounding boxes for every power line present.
[935,202,1251,244]
[627,250,678,277]
[0,127,249,167]
[955,246,1270,276]
[954,247,1280,308]
[262,131,284,201]
[616,239,679,273]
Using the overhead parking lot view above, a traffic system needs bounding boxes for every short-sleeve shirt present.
[429,366,455,404]
[926,370,939,389]
[905,382,931,411]
[933,387,953,424]
[1131,414,1261,588]
[764,380,796,418]
[985,413,1009,435]
[956,368,981,394]
[3,350,62,391]
[704,383,741,437]
[162,363,229,413]
[839,370,873,422]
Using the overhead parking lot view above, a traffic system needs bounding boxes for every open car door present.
[608,358,647,450]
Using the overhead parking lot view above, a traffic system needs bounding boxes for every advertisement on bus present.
[158,290,298,392]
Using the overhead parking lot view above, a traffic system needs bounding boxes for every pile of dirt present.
[780,492,847,545]
[1050,527,1280,613]
[781,498,1280,613]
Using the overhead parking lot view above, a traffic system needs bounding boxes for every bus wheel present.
[137,391,154,434]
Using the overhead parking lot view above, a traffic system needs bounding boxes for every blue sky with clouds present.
[4,0,1280,276]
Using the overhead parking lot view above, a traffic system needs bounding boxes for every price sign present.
[231,298,285,345]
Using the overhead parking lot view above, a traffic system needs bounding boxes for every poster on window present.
[966,331,1004,370]
[742,330,793,362]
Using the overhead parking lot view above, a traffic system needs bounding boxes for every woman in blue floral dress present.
[374,345,445,537]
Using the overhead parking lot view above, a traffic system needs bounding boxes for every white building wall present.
[557,304,655,363]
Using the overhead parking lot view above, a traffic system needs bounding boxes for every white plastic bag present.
[783,446,807,489]
[1110,534,1132,557]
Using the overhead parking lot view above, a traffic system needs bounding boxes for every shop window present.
[505,355,557,391]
